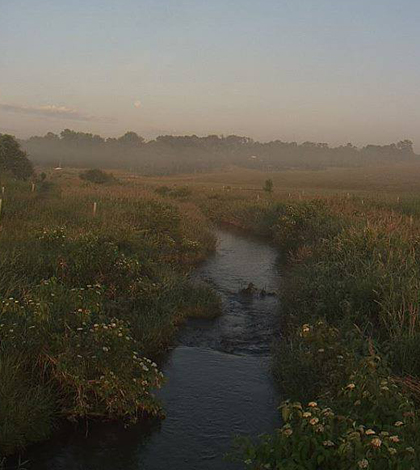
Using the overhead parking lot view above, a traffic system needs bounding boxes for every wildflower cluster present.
[53,316,164,419]
[337,355,416,429]
[0,280,164,422]
[37,226,67,246]
[237,321,419,469]
[277,320,357,401]
[237,401,417,469]
[0,185,217,459]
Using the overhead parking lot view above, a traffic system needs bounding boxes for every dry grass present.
[96,162,420,199]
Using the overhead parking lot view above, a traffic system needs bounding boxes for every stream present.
[26,228,281,470]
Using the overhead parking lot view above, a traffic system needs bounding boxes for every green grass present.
[0,175,220,460]
[196,189,420,468]
[5,166,420,468]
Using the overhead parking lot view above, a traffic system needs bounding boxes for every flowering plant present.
[236,401,417,469]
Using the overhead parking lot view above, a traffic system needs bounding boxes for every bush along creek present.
[199,194,420,469]
[0,178,220,467]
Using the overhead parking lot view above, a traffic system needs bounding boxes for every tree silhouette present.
[0,134,34,179]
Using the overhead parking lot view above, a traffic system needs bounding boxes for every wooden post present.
[31,183,35,192]
[1,187,4,196]
[93,202,97,217]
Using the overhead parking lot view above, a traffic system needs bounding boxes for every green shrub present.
[273,321,360,402]
[0,280,164,422]
[79,169,117,184]
[238,341,419,469]
[235,400,417,469]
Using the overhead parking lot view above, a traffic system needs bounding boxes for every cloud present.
[0,103,113,122]
[133,100,142,109]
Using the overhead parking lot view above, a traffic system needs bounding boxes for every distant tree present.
[44,132,60,141]
[20,128,419,174]
[397,140,414,154]
[60,129,104,146]
[60,129,78,143]
[117,132,145,147]
[263,179,273,194]
[0,134,34,179]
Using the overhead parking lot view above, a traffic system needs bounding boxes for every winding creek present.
[27,228,282,470]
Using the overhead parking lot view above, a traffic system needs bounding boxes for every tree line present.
[19,129,418,174]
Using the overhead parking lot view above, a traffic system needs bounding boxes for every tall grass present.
[0,175,220,460]
[200,190,420,468]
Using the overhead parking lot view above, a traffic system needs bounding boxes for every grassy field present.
[3,164,420,469]
[0,172,220,463]
[114,163,420,468]
[113,162,420,198]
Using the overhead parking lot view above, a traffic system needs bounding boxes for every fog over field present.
[20,130,418,174]
[2,1,420,470]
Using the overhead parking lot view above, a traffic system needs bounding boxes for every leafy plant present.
[79,168,117,184]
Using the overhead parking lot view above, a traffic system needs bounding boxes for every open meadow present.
[4,1,420,467]
[119,162,420,199]
[3,163,420,469]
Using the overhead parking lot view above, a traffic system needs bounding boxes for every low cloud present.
[0,103,113,122]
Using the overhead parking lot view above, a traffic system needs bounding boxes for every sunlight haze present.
[1,0,420,147]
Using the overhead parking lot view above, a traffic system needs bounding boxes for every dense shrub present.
[79,168,117,184]
[236,399,417,469]
[273,321,360,402]
[237,322,419,469]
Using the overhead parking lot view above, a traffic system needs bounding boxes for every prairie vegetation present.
[191,190,420,468]
[96,168,420,467]
[0,168,219,462]
[4,137,420,468]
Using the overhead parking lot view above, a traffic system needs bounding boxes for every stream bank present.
[26,228,282,470]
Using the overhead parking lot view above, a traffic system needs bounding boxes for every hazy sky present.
[1,0,420,147]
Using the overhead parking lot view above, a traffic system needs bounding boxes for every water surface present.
[27,228,281,470]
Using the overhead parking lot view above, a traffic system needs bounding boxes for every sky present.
[1,0,420,148]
